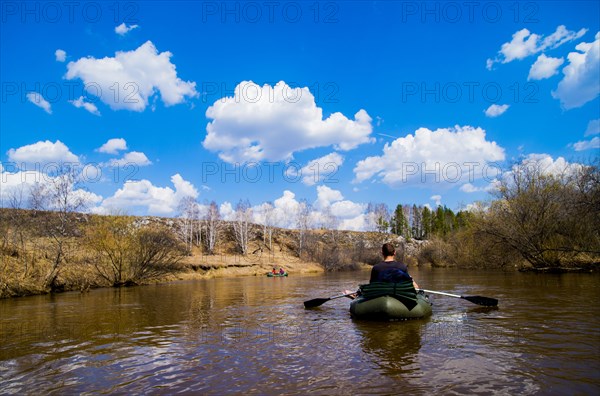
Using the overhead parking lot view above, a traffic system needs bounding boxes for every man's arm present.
[369,266,378,283]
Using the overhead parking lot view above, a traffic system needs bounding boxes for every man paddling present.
[370,243,420,289]
[344,243,420,298]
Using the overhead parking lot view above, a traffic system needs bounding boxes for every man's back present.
[370,261,411,283]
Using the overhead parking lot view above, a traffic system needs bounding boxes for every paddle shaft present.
[420,289,498,307]
[421,289,461,298]
[317,294,353,303]
[304,292,356,308]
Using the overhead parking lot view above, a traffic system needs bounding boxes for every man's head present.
[382,243,395,258]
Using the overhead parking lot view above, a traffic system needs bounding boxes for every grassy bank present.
[3,165,599,300]
[0,209,385,299]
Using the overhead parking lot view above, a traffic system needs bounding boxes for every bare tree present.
[3,185,28,277]
[203,201,220,255]
[375,203,390,233]
[295,199,312,257]
[232,199,253,255]
[177,196,199,254]
[6,184,25,209]
[365,202,376,232]
[86,216,186,286]
[36,166,90,290]
[366,202,390,233]
[28,182,49,214]
[320,206,340,242]
[261,201,277,251]
[477,161,600,269]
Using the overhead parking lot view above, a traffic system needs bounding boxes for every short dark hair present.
[382,243,395,257]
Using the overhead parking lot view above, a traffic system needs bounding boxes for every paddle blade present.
[304,298,330,308]
[462,295,498,307]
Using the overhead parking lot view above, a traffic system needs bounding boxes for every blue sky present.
[1,1,599,230]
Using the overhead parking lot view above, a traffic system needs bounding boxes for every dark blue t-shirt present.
[370,261,412,283]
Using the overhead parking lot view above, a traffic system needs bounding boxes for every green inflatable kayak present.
[350,281,432,320]
[267,272,288,277]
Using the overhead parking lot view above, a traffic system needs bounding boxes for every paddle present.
[304,292,356,308]
[421,289,498,307]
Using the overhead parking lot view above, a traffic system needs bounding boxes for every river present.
[1,268,599,395]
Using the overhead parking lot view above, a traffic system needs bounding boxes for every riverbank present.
[0,208,393,299]
[0,258,326,299]
[2,207,597,299]
[0,243,329,299]
[176,248,327,280]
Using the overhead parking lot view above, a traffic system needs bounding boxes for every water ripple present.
[1,271,599,394]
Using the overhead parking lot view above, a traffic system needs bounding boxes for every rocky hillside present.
[0,208,432,298]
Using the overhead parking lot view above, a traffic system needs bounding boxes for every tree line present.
[1,159,598,299]
[366,202,471,240]
[0,166,188,296]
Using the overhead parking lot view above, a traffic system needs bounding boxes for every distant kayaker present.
[279,267,285,275]
[371,243,420,289]
[272,267,277,275]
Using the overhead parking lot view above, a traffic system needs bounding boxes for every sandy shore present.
[175,250,326,280]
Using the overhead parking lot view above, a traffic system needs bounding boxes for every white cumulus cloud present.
[552,32,600,109]
[55,49,66,62]
[300,152,344,186]
[519,154,583,178]
[96,174,198,216]
[314,185,366,225]
[270,190,303,229]
[353,126,505,187]
[460,183,482,193]
[569,118,600,152]
[585,119,600,136]
[69,96,100,116]
[219,201,235,221]
[572,137,600,151]
[487,25,587,69]
[65,41,198,112]
[315,185,344,209]
[202,81,374,163]
[107,151,152,167]
[528,54,565,80]
[26,92,52,114]
[263,188,367,231]
[97,138,128,154]
[460,182,498,194]
[115,23,139,36]
[7,140,79,167]
[0,169,102,209]
[330,200,366,220]
[484,104,509,118]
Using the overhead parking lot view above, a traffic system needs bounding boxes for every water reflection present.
[353,320,426,377]
[1,270,599,395]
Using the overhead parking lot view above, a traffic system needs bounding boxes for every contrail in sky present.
[377,133,398,139]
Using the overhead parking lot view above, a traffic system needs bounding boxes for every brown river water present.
[1,268,599,395]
